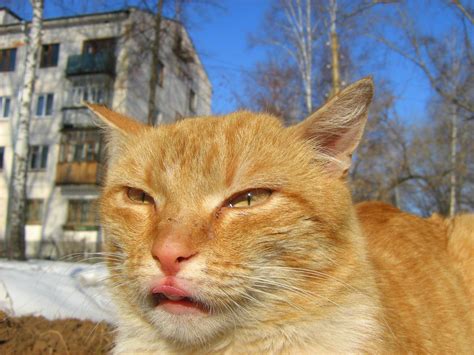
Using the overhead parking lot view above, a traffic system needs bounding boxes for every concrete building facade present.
[0,7,212,258]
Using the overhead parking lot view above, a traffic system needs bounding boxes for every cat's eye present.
[126,187,154,205]
[227,189,272,208]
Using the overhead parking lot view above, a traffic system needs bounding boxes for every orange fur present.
[357,202,473,352]
[90,79,473,354]
[429,213,474,309]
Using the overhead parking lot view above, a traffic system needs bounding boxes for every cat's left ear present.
[85,103,146,135]
[291,77,374,178]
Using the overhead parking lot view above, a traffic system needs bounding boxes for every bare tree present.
[373,2,473,115]
[372,1,473,215]
[399,100,473,216]
[147,0,164,125]
[350,83,409,205]
[238,59,302,123]
[251,0,321,115]
[327,0,341,97]
[129,0,220,124]
[451,0,474,25]
[6,0,44,260]
[325,0,398,97]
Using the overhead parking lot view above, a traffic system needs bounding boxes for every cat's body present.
[357,202,473,352]
[88,79,473,354]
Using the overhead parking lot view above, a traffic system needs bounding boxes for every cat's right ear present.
[290,77,374,178]
[86,103,147,159]
[85,103,146,135]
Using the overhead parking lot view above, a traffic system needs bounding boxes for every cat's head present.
[89,78,373,346]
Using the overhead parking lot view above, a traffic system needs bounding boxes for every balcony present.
[62,107,95,128]
[56,129,104,186]
[56,162,101,185]
[66,52,115,77]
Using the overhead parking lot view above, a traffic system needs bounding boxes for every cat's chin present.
[145,305,232,346]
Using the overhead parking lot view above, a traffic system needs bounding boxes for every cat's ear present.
[85,103,146,135]
[292,77,374,178]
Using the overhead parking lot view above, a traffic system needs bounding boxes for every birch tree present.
[251,0,320,115]
[6,0,44,260]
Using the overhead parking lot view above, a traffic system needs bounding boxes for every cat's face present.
[93,78,373,345]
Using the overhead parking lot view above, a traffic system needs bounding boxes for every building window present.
[26,199,43,225]
[70,142,99,162]
[40,43,60,68]
[0,146,4,170]
[189,89,197,113]
[36,93,54,116]
[29,145,49,170]
[83,38,116,55]
[67,199,98,227]
[70,85,107,106]
[0,48,16,72]
[0,96,11,118]
[59,131,100,163]
[158,61,165,87]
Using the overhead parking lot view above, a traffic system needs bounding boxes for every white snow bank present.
[0,259,117,323]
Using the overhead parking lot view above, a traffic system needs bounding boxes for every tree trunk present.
[281,0,313,115]
[146,0,164,126]
[6,0,44,260]
[449,105,458,217]
[328,0,341,98]
[302,0,313,115]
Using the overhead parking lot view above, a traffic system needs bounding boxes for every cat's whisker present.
[248,288,307,312]
[257,265,362,293]
[216,287,265,319]
[240,275,342,308]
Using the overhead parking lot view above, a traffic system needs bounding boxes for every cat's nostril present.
[176,253,197,263]
[151,240,197,275]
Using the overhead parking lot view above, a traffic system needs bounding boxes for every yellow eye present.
[126,187,154,205]
[227,189,272,208]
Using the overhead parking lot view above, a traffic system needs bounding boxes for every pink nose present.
[151,238,197,275]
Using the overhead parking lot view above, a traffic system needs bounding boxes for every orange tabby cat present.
[87,78,473,354]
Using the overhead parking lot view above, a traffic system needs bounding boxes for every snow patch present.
[0,259,117,323]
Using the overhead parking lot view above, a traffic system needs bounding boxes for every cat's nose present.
[151,238,197,275]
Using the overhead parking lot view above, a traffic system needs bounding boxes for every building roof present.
[0,6,210,85]
[0,7,23,22]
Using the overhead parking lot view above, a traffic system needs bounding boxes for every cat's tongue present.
[151,285,208,315]
[153,285,188,298]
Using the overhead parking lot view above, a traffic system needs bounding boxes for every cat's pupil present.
[247,192,252,206]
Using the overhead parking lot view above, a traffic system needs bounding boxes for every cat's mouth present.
[151,292,210,315]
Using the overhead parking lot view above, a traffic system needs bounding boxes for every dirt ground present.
[0,311,113,354]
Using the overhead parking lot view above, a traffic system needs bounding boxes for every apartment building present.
[0,7,212,258]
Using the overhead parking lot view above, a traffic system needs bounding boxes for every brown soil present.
[0,311,113,354]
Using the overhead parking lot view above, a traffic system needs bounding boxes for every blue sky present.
[187,0,271,114]
[5,0,464,121]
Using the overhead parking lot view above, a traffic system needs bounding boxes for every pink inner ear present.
[320,122,365,159]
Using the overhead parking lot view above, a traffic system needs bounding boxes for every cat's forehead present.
[153,111,286,161]
[121,111,302,198]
